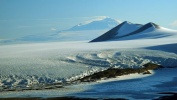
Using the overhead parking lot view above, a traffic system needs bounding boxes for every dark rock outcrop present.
[79,63,164,82]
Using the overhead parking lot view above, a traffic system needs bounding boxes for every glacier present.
[0,21,177,99]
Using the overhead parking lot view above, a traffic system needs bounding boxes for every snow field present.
[1,25,177,91]
[1,68,177,99]
[1,41,177,89]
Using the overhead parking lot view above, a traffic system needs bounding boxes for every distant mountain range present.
[90,21,176,42]
[0,18,120,44]
[1,18,177,44]
[65,18,121,31]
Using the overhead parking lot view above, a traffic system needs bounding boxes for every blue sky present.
[0,0,177,38]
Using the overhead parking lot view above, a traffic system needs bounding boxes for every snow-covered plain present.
[0,21,177,99]
[0,38,177,92]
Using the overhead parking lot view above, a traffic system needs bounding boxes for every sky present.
[0,0,177,39]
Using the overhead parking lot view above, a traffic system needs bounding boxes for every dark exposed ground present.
[0,63,169,100]
[79,63,164,82]
[0,63,164,92]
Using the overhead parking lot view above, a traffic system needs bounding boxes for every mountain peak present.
[67,18,121,31]
[102,17,115,21]
[116,21,142,37]
[102,17,121,23]
[90,21,172,42]
[90,21,141,42]
[122,21,132,24]
[146,22,160,29]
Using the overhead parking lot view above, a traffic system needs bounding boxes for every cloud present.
[51,27,57,31]
[79,16,122,25]
[91,16,109,20]
[80,16,109,25]
[170,20,177,27]
[82,16,108,19]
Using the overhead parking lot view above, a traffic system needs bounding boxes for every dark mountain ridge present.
[90,21,161,42]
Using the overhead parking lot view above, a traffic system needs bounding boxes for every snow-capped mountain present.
[116,21,142,37]
[67,18,121,31]
[90,21,177,42]
[0,18,121,44]
[1,19,177,97]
